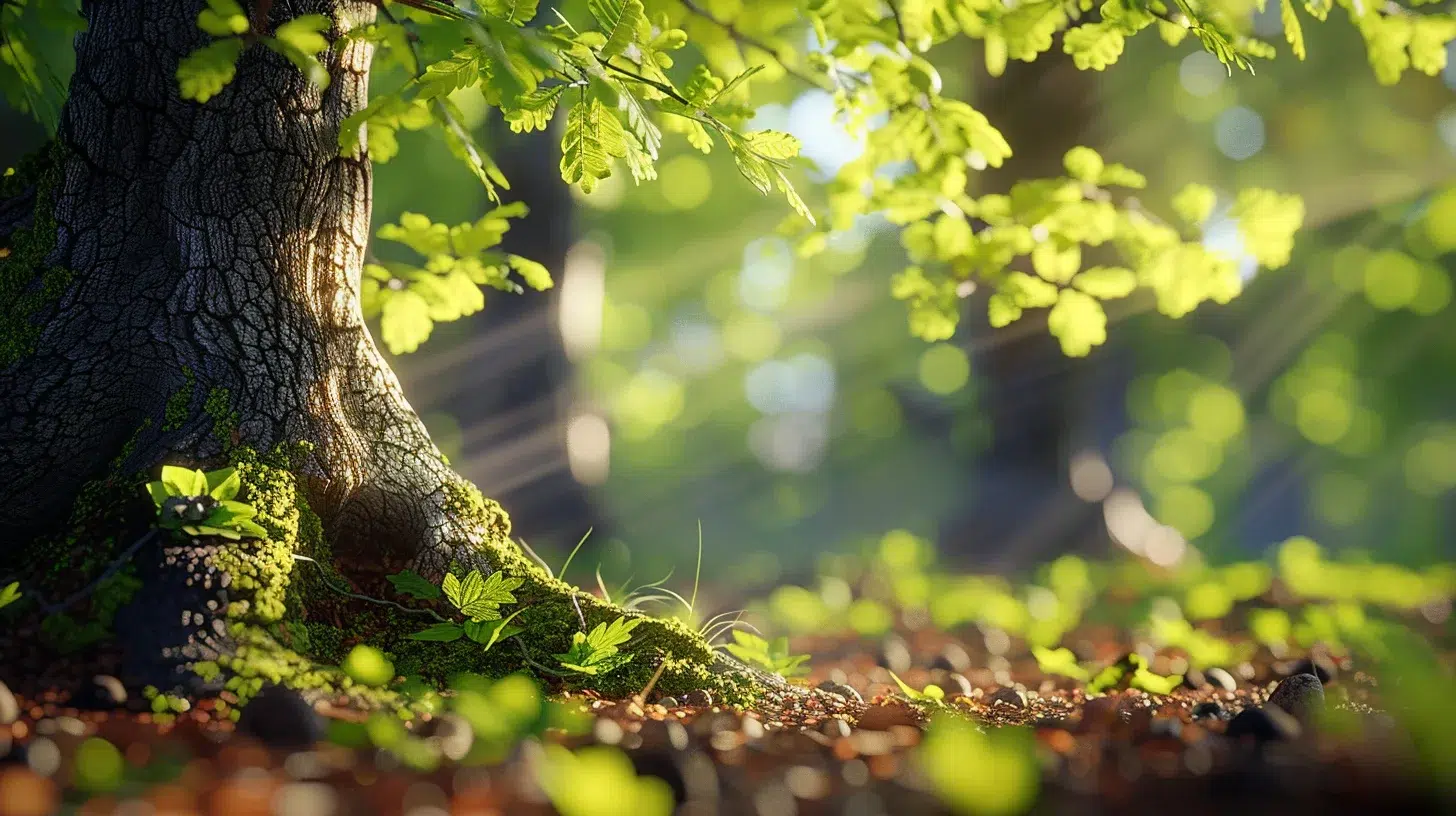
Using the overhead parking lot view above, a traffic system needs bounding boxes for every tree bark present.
[0,0,489,578]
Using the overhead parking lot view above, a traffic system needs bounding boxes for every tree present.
[0,0,1441,700]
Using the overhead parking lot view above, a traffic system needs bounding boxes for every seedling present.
[387,567,526,652]
[145,465,267,540]
[721,630,811,678]
[1088,653,1183,696]
[887,669,946,703]
[1031,646,1090,681]
[0,581,20,612]
[556,616,643,676]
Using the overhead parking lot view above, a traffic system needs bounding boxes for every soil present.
[1,619,1451,816]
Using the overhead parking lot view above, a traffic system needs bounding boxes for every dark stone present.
[237,685,323,750]
[1191,701,1226,720]
[1225,706,1301,742]
[683,689,713,708]
[1290,654,1337,685]
[1266,673,1324,724]
[1205,668,1238,692]
[986,687,1026,709]
[657,696,680,709]
[0,681,17,725]
[877,637,912,674]
[1149,717,1183,739]
[930,643,971,673]
[72,675,128,711]
[815,681,863,703]
[639,719,691,752]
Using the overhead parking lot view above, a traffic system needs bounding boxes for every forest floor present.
[1,610,1453,816]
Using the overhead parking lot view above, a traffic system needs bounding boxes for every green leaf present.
[379,289,433,354]
[1062,146,1103,182]
[197,0,249,37]
[387,570,442,600]
[442,572,464,607]
[464,608,527,651]
[1063,23,1125,70]
[1172,183,1217,227]
[507,255,554,290]
[408,622,466,641]
[145,481,171,509]
[481,0,540,26]
[1032,242,1081,284]
[205,467,241,501]
[1280,0,1306,60]
[265,14,333,91]
[1047,289,1107,357]
[1072,266,1137,299]
[177,38,246,103]
[561,98,627,193]
[587,0,645,59]
[161,466,208,498]
[505,85,566,133]
[0,581,21,612]
[1031,646,1090,681]
[1231,188,1304,268]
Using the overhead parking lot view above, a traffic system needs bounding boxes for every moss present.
[0,142,70,367]
[162,367,196,432]
[210,445,314,623]
[204,387,239,447]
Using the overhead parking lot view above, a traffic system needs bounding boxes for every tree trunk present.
[0,0,490,575]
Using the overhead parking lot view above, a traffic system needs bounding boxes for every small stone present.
[72,675,128,711]
[1149,717,1183,739]
[821,719,852,739]
[1225,706,1301,742]
[986,687,1026,709]
[1266,673,1324,725]
[1290,654,1337,685]
[943,673,974,698]
[420,713,473,761]
[815,681,863,703]
[1180,669,1207,691]
[683,689,713,708]
[237,685,323,750]
[877,637,912,674]
[1191,701,1226,720]
[0,681,17,725]
[857,703,919,731]
[930,644,971,674]
[1205,668,1238,692]
[658,697,681,709]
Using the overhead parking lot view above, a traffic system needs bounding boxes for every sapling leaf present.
[205,467,241,501]
[388,570,443,600]
[161,465,207,498]
[0,581,21,612]
[409,622,466,642]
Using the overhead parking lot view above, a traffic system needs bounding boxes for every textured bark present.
[0,0,487,577]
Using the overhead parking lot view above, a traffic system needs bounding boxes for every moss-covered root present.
[171,458,785,711]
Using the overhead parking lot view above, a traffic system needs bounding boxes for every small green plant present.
[1031,646,1090,682]
[721,630,810,678]
[1087,653,1183,696]
[388,568,526,651]
[145,465,267,540]
[0,581,20,612]
[887,669,946,703]
[536,743,674,816]
[555,617,643,676]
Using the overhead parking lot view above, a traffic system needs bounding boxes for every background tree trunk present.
[0,0,492,578]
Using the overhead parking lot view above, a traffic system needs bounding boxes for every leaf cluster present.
[721,629,811,677]
[389,568,527,652]
[554,616,644,675]
[144,465,267,540]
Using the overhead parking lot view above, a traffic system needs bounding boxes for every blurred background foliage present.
[4,0,1453,600]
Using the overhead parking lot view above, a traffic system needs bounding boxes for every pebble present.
[71,675,128,711]
[1225,706,1301,742]
[1266,673,1324,725]
[943,673,974,698]
[1191,701,1226,720]
[930,644,971,673]
[986,687,1026,709]
[0,681,17,725]
[1205,668,1238,692]
[815,681,863,703]
[1180,669,1207,691]
[877,637,912,674]
[420,713,473,761]
[237,685,324,750]
[821,719,852,739]
[683,689,713,708]
[658,696,681,709]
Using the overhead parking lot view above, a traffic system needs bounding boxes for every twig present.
[636,655,670,703]
[676,0,835,91]
[39,529,159,616]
